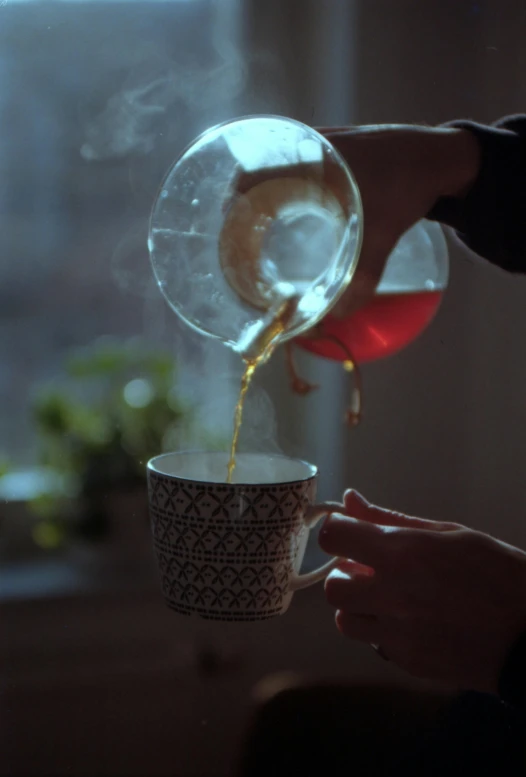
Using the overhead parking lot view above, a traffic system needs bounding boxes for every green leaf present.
[32,520,66,549]
[26,338,205,550]
[0,457,10,478]
[67,345,128,378]
[28,492,63,519]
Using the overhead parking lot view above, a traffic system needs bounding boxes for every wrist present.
[431,127,481,199]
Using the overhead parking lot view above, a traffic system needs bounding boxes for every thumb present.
[343,490,459,532]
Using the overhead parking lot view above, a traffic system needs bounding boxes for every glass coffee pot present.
[148,115,448,418]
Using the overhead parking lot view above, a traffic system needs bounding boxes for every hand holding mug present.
[320,490,526,694]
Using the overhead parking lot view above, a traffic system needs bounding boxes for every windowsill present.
[0,544,159,603]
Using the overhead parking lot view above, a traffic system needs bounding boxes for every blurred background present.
[1,0,526,775]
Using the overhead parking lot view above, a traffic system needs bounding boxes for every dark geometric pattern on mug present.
[160,569,287,612]
[151,513,304,558]
[157,553,291,588]
[149,475,314,523]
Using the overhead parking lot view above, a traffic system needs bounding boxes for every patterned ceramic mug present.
[147,451,341,621]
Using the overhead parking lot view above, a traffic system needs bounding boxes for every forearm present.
[429,127,481,199]
[427,115,526,273]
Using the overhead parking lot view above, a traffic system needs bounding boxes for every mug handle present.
[289,501,342,592]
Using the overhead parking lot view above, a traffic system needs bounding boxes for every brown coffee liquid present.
[226,299,296,483]
[226,359,257,484]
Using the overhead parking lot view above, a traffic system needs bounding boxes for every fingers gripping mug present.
[147,452,340,621]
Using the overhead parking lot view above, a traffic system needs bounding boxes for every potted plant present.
[25,337,197,557]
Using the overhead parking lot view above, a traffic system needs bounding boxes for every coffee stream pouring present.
[148,115,449,426]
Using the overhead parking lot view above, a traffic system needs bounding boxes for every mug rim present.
[147,450,317,486]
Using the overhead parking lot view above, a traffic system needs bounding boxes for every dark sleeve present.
[498,627,526,714]
[426,115,526,273]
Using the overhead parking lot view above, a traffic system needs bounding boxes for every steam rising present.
[81,77,178,161]
[79,2,248,163]
[99,4,286,464]
[111,220,284,464]
[111,218,155,297]
[175,360,283,459]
